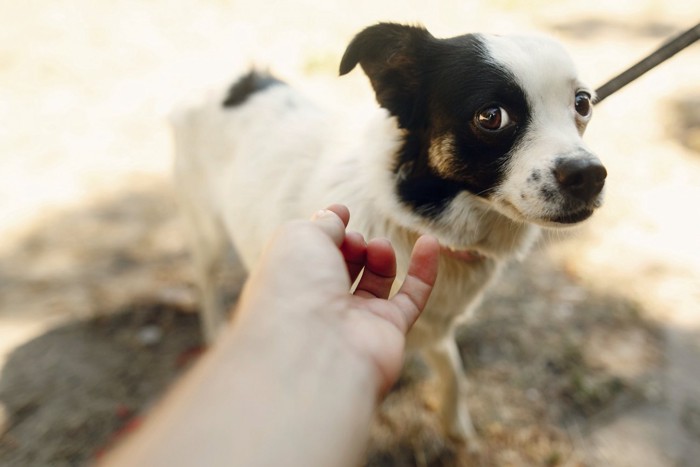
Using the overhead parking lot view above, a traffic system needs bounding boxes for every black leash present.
[594,21,700,104]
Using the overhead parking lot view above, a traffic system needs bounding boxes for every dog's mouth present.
[546,207,594,225]
[498,200,597,228]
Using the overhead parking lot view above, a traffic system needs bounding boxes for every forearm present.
[102,318,379,467]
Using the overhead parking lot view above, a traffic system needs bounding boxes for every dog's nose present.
[553,158,607,202]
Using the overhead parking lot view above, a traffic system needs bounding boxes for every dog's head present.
[340,23,606,230]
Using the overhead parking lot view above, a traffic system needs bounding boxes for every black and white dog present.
[172,23,606,445]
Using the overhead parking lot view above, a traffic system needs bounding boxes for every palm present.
[337,229,438,394]
[245,205,439,396]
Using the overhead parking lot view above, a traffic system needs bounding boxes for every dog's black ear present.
[340,23,434,127]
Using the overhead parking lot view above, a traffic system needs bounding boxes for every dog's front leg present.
[425,336,479,450]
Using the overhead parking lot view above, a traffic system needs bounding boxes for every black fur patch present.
[341,24,531,217]
[222,71,284,108]
[395,146,464,217]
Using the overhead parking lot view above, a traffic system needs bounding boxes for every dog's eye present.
[476,106,510,131]
[575,91,592,117]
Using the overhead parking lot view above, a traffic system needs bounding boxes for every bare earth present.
[1,1,699,466]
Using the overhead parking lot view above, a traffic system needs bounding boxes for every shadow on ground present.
[365,248,665,466]
[0,183,668,466]
[0,304,203,466]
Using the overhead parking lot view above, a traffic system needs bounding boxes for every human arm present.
[101,205,439,467]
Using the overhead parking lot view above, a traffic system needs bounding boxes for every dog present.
[172,23,606,446]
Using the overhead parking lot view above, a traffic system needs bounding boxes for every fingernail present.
[311,209,334,221]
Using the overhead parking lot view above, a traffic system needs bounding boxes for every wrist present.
[217,317,379,467]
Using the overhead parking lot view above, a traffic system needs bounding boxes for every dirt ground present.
[1,1,699,466]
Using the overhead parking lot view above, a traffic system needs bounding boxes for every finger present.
[310,208,347,247]
[340,231,367,283]
[325,204,350,227]
[353,237,397,300]
[390,235,440,332]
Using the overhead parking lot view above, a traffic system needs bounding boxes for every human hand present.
[235,204,439,396]
[102,206,438,467]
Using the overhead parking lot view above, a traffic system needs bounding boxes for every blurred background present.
[0,0,699,465]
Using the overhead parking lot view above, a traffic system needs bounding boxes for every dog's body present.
[173,24,606,444]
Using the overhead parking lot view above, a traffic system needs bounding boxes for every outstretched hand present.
[235,204,440,395]
[101,204,440,467]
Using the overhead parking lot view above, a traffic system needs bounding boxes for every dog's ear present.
[340,23,433,127]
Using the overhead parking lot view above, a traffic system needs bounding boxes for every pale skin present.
[102,205,440,467]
